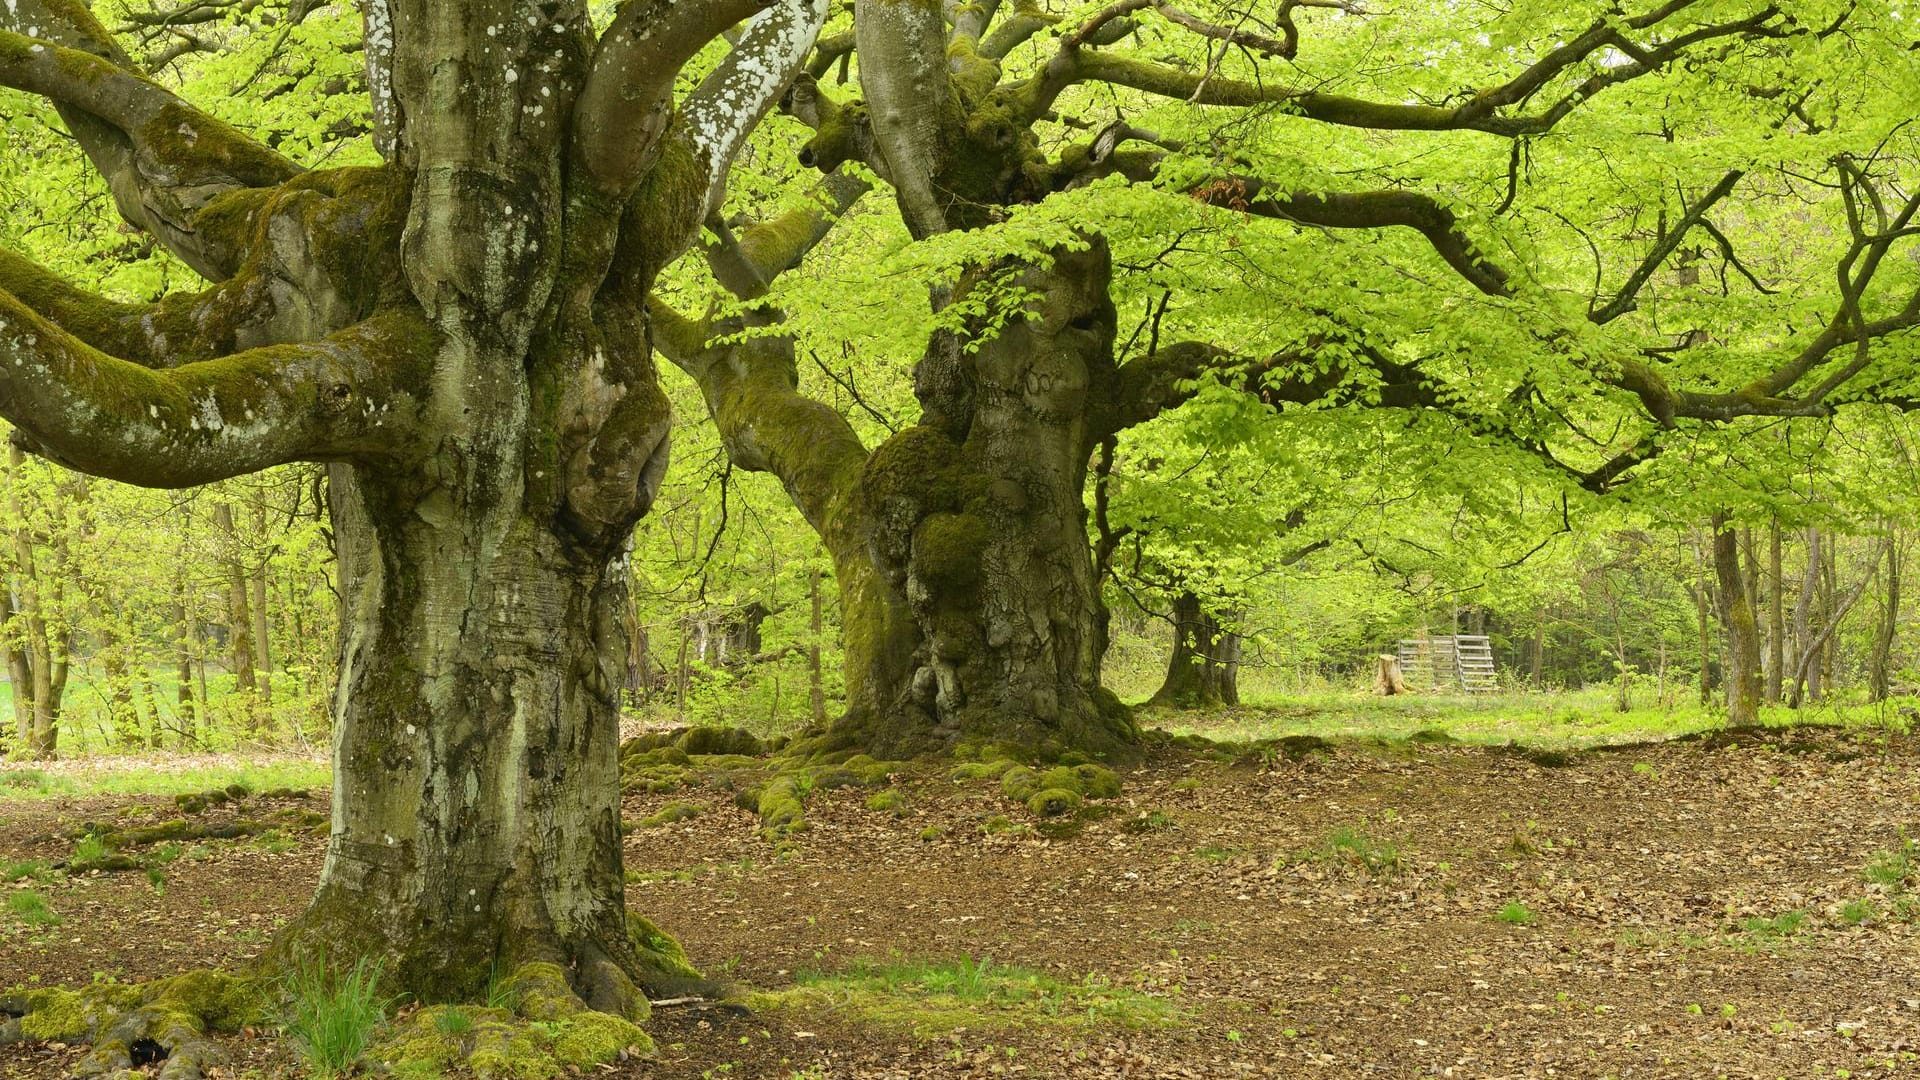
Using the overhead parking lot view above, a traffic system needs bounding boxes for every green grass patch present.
[2,858,49,883]
[0,759,328,802]
[1496,901,1536,926]
[6,890,61,927]
[1289,825,1404,878]
[749,955,1180,1035]
[1864,836,1917,894]
[281,956,391,1079]
[1148,687,1915,751]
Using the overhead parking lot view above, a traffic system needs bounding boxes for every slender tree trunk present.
[251,501,274,713]
[1712,515,1762,725]
[213,501,261,733]
[1870,527,1901,702]
[9,446,56,758]
[0,590,28,749]
[1789,527,1821,707]
[1693,532,1714,705]
[1217,608,1242,706]
[1767,519,1784,702]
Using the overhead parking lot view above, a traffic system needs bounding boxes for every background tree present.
[653,0,1920,755]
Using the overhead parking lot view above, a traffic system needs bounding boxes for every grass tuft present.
[1864,835,1916,894]
[1496,901,1536,926]
[6,889,61,927]
[281,955,391,1078]
[1293,825,1403,878]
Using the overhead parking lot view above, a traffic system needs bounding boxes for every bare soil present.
[3,726,1918,1079]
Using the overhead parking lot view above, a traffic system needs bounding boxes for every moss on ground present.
[380,1000,652,1080]
[747,956,1181,1037]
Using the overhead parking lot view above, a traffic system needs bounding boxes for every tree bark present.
[1712,515,1762,725]
[1149,592,1239,709]
[1767,518,1784,702]
[853,241,1135,757]
[281,468,672,1007]
[0,0,823,1014]
[1870,527,1901,702]
[213,501,262,733]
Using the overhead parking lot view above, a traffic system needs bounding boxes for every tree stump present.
[1376,655,1407,696]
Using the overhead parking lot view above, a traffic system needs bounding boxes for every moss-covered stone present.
[549,1010,651,1066]
[865,790,908,815]
[999,765,1042,802]
[756,773,810,842]
[1027,788,1082,817]
[637,802,701,829]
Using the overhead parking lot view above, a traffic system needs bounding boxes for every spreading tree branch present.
[0,290,431,487]
[681,0,832,216]
[0,6,299,279]
[573,0,774,199]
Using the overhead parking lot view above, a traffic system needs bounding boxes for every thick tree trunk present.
[1150,592,1237,709]
[1712,515,1762,725]
[279,459,673,1007]
[856,242,1134,758]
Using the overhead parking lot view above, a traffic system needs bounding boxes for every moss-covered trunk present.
[276,461,669,1011]
[1150,592,1239,709]
[854,242,1134,759]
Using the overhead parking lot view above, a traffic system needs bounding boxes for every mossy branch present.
[0,292,433,487]
[0,5,298,277]
[573,0,778,200]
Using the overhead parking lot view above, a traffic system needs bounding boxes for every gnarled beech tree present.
[0,0,827,1017]
[655,0,1920,752]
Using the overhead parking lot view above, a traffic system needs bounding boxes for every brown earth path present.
[2,727,1917,1079]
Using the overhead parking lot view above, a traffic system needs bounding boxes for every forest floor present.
[2,718,1918,1079]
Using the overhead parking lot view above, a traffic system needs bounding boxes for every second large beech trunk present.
[673,241,1137,759]
[849,242,1135,758]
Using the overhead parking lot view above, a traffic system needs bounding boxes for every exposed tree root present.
[0,972,260,1080]
[0,913,714,1078]
[56,808,326,874]
[620,728,911,846]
